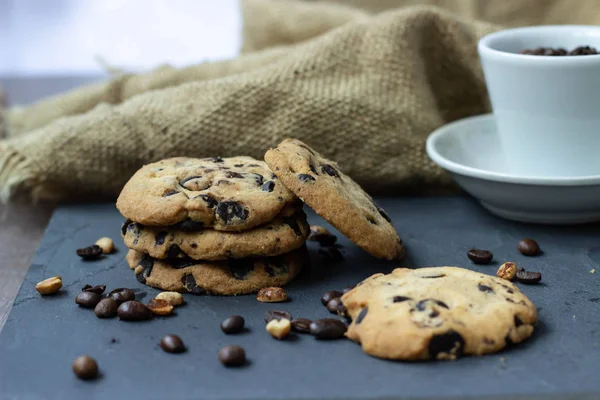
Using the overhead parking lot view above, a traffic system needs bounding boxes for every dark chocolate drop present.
[297,174,315,182]
[428,330,465,359]
[216,201,249,224]
[321,164,339,177]
[356,307,368,324]
[261,181,275,192]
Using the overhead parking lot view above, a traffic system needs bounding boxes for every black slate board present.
[1,197,600,400]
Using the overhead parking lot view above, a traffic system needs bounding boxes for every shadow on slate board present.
[0,197,599,400]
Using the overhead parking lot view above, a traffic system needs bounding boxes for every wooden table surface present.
[0,75,104,331]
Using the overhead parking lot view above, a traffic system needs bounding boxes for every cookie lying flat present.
[117,157,297,231]
[264,139,404,260]
[126,247,308,296]
[122,210,310,261]
[342,267,537,361]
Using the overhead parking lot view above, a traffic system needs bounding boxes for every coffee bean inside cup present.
[520,46,598,56]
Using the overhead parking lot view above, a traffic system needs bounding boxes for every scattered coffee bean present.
[342,286,355,294]
[221,316,245,334]
[35,276,62,295]
[218,345,246,367]
[147,299,174,316]
[266,318,291,340]
[517,239,541,256]
[160,334,186,353]
[117,301,153,321]
[256,287,288,303]
[309,318,347,339]
[94,237,114,254]
[291,318,312,333]
[318,246,344,262]
[72,355,98,380]
[497,262,518,281]
[515,270,542,284]
[94,298,118,318]
[75,291,102,309]
[82,284,106,295]
[264,310,292,324]
[467,249,493,265]
[76,245,103,260]
[307,225,337,246]
[109,288,135,305]
[321,290,342,306]
[155,291,184,306]
[326,297,346,316]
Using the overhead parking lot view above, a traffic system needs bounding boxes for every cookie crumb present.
[590,269,596,274]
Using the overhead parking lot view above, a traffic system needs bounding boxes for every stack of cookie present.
[117,157,311,295]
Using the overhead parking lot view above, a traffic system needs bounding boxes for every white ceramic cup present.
[478,26,600,177]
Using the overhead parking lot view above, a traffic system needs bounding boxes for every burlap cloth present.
[2,0,599,202]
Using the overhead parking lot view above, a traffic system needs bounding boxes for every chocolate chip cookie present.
[342,267,537,361]
[264,139,404,260]
[126,247,308,295]
[117,157,298,231]
[122,209,310,261]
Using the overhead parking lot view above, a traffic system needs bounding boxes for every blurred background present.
[0,0,241,77]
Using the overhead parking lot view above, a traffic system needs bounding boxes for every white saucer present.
[426,114,600,224]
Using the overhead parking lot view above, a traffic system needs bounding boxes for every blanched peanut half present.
[94,237,114,254]
[266,318,291,339]
[155,291,184,306]
[36,276,63,295]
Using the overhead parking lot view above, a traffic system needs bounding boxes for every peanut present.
[35,276,63,295]
[266,318,291,340]
[94,237,114,254]
[497,262,518,281]
[155,291,184,306]
[146,298,174,316]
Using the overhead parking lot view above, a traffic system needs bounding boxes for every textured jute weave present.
[2,0,599,202]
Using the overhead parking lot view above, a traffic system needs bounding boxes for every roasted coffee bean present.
[321,290,342,306]
[72,355,99,380]
[264,310,292,323]
[307,225,337,246]
[309,318,347,339]
[291,318,312,333]
[326,297,346,316]
[160,335,186,353]
[117,301,153,321]
[318,246,344,262]
[517,239,541,256]
[82,284,106,295]
[75,292,102,309]
[218,345,246,367]
[221,316,245,334]
[94,298,118,318]
[76,245,103,260]
[467,249,493,265]
[109,288,135,305]
[515,270,542,284]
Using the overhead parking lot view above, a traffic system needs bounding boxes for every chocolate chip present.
[207,156,224,163]
[355,307,368,324]
[416,299,448,310]
[517,239,541,256]
[173,218,205,231]
[247,163,260,167]
[467,249,493,265]
[318,246,343,262]
[264,310,292,323]
[218,345,246,367]
[76,245,103,260]
[282,216,303,236]
[72,355,98,380]
[308,225,337,246]
[367,216,377,225]
[82,284,106,295]
[421,274,445,279]
[376,206,391,223]
[160,335,186,353]
[252,173,264,185]
[94,298,118,318]
[393,295,412,303]
[135,256,154,284]
[321,164,339,177]
[321,290,342,306]
[309,318,347,339]
[514,315,523,327]
[167,244,184,259]
[297,174,315,182]
[478,283,494,293]
[261,181,275,192]
[163,190,179,197]
[225,171,244,179]
[228,259,255,280]
[309,163,318,175]
[515,270,542,284]
[75,292,101,308]
[182,274,207,295]
[155,231,168,246]
[291,318,312,333]
[121,219,132,236]
[221,316,245,334]
[117,301,153,321]
[180,175,202,186]
[326,297,346,316]
[216,201,249,224]
[428,330,465,360]
[234,164,244,167]
[108,288,136,305]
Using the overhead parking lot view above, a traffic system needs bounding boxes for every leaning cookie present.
[265,139,404,260]
[122,209,310,261]
[126,247,308,296]
[117,156,298,231]
[342,267,537,361]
